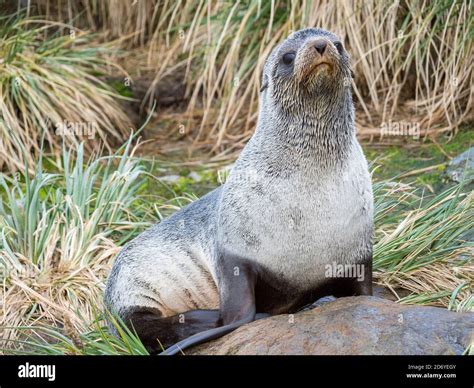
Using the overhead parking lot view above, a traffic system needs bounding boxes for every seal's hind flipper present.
[124,307,221,354]
[159,317,251,355]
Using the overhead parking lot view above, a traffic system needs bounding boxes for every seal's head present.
[261,28,352,111]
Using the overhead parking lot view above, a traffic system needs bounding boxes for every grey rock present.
[189,296,474,355]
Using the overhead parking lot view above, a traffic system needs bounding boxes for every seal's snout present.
[313,39,327,55]
[294,37,337,83]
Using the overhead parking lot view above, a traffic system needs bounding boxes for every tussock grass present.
[24,0,474,153]
[0,138,149,351]
[373,181,473,311]
[0,14,132,171]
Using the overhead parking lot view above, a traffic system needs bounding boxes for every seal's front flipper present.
[160,254,257,355]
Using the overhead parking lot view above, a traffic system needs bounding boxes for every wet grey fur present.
[105,28,373,338]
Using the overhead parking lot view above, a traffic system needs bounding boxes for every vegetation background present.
[0,0,472,354]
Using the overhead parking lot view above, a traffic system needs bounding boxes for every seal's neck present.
[255,87,355,166]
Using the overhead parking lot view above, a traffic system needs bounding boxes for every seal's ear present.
[350,69,355,79]
[260,74,268,92]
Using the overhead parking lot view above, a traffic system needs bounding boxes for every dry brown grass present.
[2,234,119,348]
[373,182,473,310]
[0,15,133,171]
[23,1,473,156]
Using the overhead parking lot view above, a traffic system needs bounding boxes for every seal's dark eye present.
[334,42,343,54]
[282,52,295,65]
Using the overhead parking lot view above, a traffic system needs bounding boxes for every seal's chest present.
[259,175,361,239]
[220,157,373,274]
[244,172,371,285]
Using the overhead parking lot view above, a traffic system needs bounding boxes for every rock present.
[445,147,474,184]
[189,296,474,355]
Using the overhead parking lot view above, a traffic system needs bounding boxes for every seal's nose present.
[314,40,327,55]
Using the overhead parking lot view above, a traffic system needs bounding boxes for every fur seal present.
[104,27,374,355]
